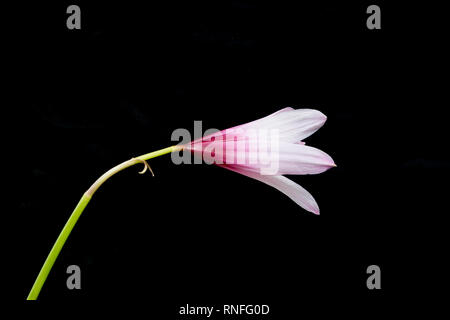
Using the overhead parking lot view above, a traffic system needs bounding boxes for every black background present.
[8,0,448,315]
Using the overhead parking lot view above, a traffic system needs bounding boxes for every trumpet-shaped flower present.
[27,107,336,300]
[183,107,336,214]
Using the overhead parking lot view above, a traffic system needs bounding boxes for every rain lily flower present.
[183,107,336,214]
[27,107,335,300]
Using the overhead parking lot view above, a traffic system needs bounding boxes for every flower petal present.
[197,141,335,175]
[219,165,320,214]
[266,142,336,175]
[188,108,328,150]
[240,108,328,143]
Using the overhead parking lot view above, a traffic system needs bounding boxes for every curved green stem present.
[27,146,180,300]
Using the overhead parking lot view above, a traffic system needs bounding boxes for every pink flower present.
[183,107,336,214]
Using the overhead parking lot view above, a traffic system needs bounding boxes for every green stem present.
[27,145,180,300]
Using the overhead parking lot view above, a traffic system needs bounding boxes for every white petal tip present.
[305,206,320,215]
[314,110,327,122]
[329,162,337,168]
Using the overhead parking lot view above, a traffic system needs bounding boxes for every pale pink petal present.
[273,142,336,175]
[240,108,328,143]
[188,108,327,149]
[219,165,320,214]
[190,140,335,175]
